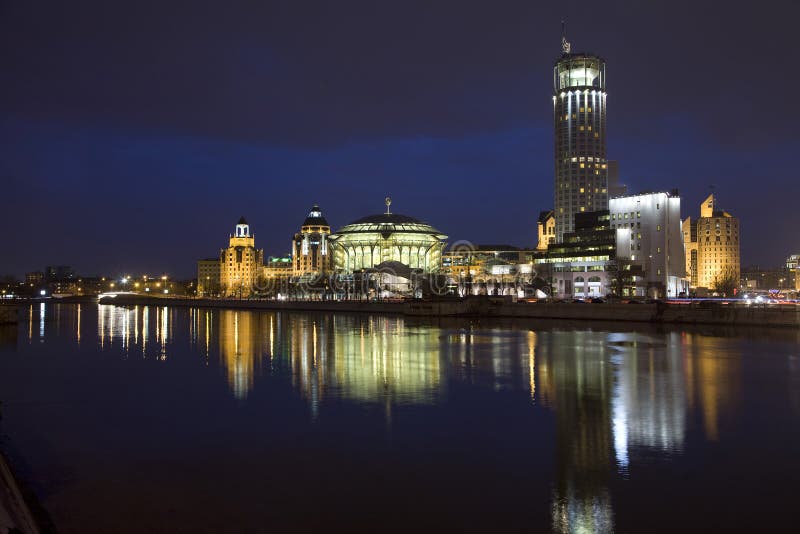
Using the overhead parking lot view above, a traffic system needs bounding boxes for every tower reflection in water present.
[42,304,753,532]
[537,329,744,534]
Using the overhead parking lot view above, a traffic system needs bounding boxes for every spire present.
[561,19,571,54]
[385,196,392,215]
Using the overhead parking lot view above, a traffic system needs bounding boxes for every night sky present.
[2,0,798,278]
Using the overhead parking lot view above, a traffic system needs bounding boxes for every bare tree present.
[606,257,639,297]
[712,273,739,297]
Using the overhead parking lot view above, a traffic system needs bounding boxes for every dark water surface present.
[1,303,799,532]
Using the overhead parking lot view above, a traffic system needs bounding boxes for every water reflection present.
[20,303,788,532]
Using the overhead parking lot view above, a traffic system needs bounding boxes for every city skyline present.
[2,0,799,278]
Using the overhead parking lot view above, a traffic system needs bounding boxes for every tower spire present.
[561,19,571,54]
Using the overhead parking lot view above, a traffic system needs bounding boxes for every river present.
[0,302,798,532]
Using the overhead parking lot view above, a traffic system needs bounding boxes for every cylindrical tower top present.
[553,54,606,93]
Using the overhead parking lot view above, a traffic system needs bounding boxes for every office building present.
[553,34,608,241]
[609,191,687,298]
[535,210,634,298]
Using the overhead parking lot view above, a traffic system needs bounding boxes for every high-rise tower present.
[553,32,608,241]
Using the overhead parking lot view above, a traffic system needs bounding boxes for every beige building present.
[197,258,221,296]
[292,205,333,276]
[536,210,556,251]
[682,194,740,291]
[264,255,293,280]
[220,217,264,297]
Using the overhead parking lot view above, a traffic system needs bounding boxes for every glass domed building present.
[328,199,448,274]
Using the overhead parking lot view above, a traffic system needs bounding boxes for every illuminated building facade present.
[535,210,634,298]
[196,258,221,296]
[682,194,740,291]
[553,35,608,241]
[328,198,447,274]
[537,210,556,251]
[219,217,264,297]
[442,245,534,296]
[292,205,333,276]
[263,255,293,279]
[609,191,687,298]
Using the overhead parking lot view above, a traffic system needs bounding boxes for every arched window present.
[575,276,585,283]
[588,276,601,283]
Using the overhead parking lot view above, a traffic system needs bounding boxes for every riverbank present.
[97,295,800,328]
[0,450,40,534]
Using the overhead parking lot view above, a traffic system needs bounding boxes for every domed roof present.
[302,204,329,227]
[349,213,424,225]
[237,216,248,225]
[333,212,445,238]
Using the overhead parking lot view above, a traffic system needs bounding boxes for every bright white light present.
[39,289,46,296]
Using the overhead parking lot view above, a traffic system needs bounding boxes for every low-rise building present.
[535,210,635,298]
[442,245,535,295]
[264,255,293,279]
[197,258,221,296]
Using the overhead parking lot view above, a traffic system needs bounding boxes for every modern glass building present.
[328,200,447,274]
[553,38,608,242]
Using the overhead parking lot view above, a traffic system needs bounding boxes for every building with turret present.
[292,205,333,276]
[219,217,264,297]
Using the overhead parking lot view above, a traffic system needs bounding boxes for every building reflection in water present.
[681,332,741,441]
[95,304,174,360]
[279,315,442,417]
[538,328,745,533]
[33,303,753,530]
[538,330,615,534]
[216,310,267,401]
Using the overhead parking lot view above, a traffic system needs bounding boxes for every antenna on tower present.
[561,19,571,54]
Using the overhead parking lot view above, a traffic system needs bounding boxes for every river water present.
[0,303,799,532]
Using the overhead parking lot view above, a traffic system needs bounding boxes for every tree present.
[712,273,739,297]
[606,257,638,297]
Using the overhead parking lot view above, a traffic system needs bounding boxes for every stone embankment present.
[98,295,800,328]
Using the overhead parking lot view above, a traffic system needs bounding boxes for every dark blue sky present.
[2,0,798,278]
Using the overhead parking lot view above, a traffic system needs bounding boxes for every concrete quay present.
[97,295,800,328]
